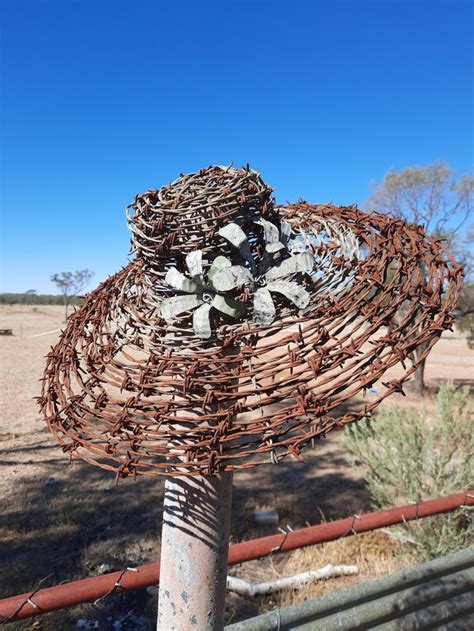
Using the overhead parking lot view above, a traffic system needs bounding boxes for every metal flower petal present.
[265,252,314,281]
[185,250,204,283]
[253,287,276,325]
[164,268,200,293]
[207,255,232,288]
[192,303,212,339]
[218,223,255,268]
[265,241,286,254]
[254,217,281,246]
[279,219,292,245]
[211,265,254,292]
[266,280,310,309]
[160,294,203,320]
[211,294,246,318]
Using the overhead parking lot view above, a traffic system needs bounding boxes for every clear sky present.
[1,0,472,293]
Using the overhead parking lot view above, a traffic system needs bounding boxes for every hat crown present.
[126,165,274,266]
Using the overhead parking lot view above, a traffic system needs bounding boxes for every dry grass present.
[1,305,473,629]
[279,532,414,603]
[225,527,415,624]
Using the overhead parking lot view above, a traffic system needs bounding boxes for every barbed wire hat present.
[39,165,462,478]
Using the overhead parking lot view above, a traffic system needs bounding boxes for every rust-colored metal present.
[38,165,462,477]
[126,165,274,262]
[1,490,472,624]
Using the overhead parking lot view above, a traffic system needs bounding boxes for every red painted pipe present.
[1,490,472,624]
[228,488,473,563]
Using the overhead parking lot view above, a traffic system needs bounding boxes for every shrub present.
[343,383,473,560]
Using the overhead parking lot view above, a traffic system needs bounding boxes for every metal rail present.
[0,489,472,624]
[225,547,474,630]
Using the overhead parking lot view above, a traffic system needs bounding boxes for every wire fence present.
[1,489,472,625]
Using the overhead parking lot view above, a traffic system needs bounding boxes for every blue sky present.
[1,0,472,293]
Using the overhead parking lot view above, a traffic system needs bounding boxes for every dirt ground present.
[1,305,473,629]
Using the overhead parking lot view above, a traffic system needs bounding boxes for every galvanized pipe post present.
[157,471,233,630]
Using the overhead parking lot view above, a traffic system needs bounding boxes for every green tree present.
[367,162,473,393]
[51,269,94,320]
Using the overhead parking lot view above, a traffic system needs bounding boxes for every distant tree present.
[51,270,94,320]
[24,289,37,305]
[457,282,474,349]
[367,162,473,393]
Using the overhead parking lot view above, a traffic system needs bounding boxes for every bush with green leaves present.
[344,383,473,560]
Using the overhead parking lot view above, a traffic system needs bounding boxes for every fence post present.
[157,472,233,630]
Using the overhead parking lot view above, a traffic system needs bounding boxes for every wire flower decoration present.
[39,165,462,478]
[160,217,317,336]
[160,250,247,339]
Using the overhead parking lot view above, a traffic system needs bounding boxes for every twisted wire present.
[39,167,462,477]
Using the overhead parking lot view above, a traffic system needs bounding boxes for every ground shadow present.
[1,422,370,630]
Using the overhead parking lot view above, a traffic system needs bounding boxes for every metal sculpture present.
[39,165,462,630]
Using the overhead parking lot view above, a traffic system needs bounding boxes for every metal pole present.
[157,471,233,630]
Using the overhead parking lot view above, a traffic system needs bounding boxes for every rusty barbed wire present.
[38,165,463,477]
[126,165,274,264]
